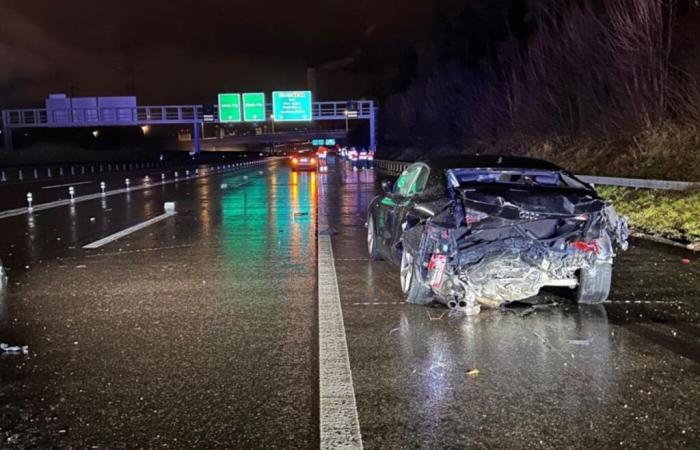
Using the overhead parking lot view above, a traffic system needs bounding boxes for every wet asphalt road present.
[1,157,699,449]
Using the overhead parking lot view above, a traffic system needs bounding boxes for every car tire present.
[576,262,612,304]
[367,216,383,261]
[400,247,432,305]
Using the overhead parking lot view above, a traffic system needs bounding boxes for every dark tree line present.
[381,0,700,149]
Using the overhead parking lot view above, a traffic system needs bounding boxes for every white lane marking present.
[318,215,363,450]
[41,181,93,190]
[82,211,177,249]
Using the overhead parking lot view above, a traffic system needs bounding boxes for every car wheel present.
[576,262,612,304]
[400,247,432,305]
[367,216,383,260]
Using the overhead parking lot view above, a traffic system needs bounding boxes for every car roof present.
[415,155,564,171]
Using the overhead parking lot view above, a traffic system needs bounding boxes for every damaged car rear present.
[367,156,629,315]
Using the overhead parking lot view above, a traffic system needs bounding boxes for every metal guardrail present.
[373,159,698,191]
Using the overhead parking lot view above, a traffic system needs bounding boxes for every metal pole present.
[193,107,201,154]
[369,102,377,151]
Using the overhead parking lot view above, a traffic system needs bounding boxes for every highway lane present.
[0,159,319,448]
[321,162,700,449]
[0,156,698,449]
[0,154,258,211]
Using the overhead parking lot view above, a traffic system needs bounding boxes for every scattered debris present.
[76,265,86,269]
[89,217,96,222]
[681,258,690,264]
[569,339,592,346]
[294,212,308,217]
[1,343,29,355]
[466,368,480,378]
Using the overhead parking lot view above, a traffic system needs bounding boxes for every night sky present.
[0,0,435,106]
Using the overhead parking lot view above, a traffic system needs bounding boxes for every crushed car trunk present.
[416,186,628,314]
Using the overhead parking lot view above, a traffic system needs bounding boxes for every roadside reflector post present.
[185,170,190,177]
[125,178,130,190]
[164,202,176,212]
[161,173,165,181]
[174,171,179,179]
[100,181,106,194]
[145,175,150,183]
[26,192,33,211]
[68,186,75,202]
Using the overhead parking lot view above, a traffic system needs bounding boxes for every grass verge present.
[598,186,700,244]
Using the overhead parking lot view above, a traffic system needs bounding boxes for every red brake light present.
[292,157,299,164]
[570,240,599,254]
[310,158,317,165]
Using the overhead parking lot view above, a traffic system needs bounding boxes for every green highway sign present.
[243,92,266,122]
[218,93,242,122]
[272,90,313,122]
[312,138,336,146]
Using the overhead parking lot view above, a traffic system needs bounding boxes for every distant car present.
[290,151,318,171]
[366,156,629,314]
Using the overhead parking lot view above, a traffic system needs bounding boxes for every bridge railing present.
[373,159,699,191]
[2,105,204,128]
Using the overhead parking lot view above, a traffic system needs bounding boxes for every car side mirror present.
[382,180,393,194]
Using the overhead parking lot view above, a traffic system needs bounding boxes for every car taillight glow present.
[570,240,599,254]
[310,158,317,164]
[464,208,489,225]
[292,157,299,164]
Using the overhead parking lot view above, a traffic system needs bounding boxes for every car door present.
[375,163,430,261]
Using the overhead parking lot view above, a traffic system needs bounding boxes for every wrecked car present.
[366,156,629,315]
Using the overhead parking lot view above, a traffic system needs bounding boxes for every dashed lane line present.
[318,214,363,450]
[82,211,177,249]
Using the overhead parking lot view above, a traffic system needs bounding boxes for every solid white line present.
[318,214,363,450]
[41,181,93,190]
[82,211,177,249]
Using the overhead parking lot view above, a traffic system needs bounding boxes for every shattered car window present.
[447,168,589,190]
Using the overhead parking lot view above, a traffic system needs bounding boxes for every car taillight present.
[570,240,599,254]
[292,157,299,164]
[310,158,317,165]
[464,208,489,225]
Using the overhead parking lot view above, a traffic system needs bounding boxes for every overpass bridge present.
[1,100,376,151]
